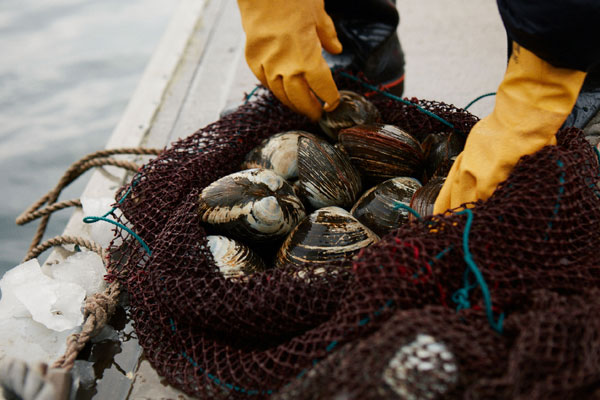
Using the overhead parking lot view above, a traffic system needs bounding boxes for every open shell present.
[198,168,305,242]
[319,90,381,140]
[351,177,422,236]
[296,134,362,209]
[339,124,424,183]
[241,131,315,179]
[206,235,266,280]
[275,206,379,268]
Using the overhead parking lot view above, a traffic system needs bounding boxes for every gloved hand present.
[237,0,343,121]
[433,43,586,214]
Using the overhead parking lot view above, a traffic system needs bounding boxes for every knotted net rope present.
[107,71,600,399]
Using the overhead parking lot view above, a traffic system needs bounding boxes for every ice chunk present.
[0,315,75,366]
[0,259,37,319]
[0,259,85,331]
[0,259,87,366]
[42,251,107,296]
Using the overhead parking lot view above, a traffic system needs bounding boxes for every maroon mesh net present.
[107,71,600,399]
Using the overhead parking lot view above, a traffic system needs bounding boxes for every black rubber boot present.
[563,65,600,133]
[324,0,406,97]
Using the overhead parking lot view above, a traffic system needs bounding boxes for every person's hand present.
[434,43,586,214]
[237,0,342,121]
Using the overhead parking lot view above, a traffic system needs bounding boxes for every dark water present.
[0,0,177,276]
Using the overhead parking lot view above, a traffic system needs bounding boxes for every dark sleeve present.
[497,0,600,72]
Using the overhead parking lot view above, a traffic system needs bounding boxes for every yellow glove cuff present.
[433,43,586,215]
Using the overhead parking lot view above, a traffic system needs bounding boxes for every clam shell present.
[351,177,422,236]
[421,132,464,182]
[409,176,445,220]
[319,90,381,140]
[241,131,315,179]
[297,134,362,209]
[206,235,266,280]
[276,206,379,268]
[198,168,306,242]
[339,124,424,183]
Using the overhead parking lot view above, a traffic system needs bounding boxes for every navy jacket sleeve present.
[497,0,600,72]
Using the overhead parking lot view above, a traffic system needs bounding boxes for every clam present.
[319,90,381,140]
[206,235,266,280]
[351,177,422,236]
[241,131,315,180]
[198,168,306,242]
[339,124,424,183]
[296,134,362,209]
[409,176,445,220]
[421,132,464,182]
[275,206,379,268]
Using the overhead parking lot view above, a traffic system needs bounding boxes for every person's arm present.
[237,0,343,121]
[434,42,587,213]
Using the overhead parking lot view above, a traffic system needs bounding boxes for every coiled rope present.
[16,148,162,259]
[15,147,162,372]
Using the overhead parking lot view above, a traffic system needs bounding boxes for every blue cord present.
[392,202,422,220]
[82,184,152,256]
[464,92,496,111]
[337,70,459,133]
[453,209,504,333]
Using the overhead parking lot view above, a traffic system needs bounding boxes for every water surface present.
[0,0,178,276]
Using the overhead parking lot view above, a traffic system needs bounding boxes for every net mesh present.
[107,71,600,399]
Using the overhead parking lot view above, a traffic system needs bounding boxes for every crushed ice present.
[0,251,107,365]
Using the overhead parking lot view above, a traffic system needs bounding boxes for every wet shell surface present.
[421,132,464,182]
[206,235,266,279]
[198,168,306,242]
[339,124,424,183]
[241,131,315,180]
[410,176,445,220]
[296,134,362,209]
[319,90,381,140]
[275,206,379,268]
[351,177,422,236]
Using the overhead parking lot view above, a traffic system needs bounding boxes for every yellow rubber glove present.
[433,43,586,214]
[237,0,343,121]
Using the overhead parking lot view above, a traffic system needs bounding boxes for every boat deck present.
[54,0,508,397]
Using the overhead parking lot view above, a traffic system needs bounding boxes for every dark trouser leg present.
[324,0,406,96]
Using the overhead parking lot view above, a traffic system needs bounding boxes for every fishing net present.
[107,71,600,399]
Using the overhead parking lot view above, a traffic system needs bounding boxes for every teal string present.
[337,70,459,133]
[453,208,504,333]
[244,85,261,104]
[392,202,422,220]
[82,185,152,256]
[464,92,496,111]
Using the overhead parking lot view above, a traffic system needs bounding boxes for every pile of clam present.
[199,91,465,280]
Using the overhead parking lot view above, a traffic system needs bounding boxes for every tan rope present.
[16,199,82,225]
[20,234,122,371]
[23,235,106,263]
[17,147,162,254]
[51,281,121,371]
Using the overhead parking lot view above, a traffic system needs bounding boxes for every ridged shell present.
[206,235,266,279]
[351,177,422,236]
[319,90,381,140]
[421,132,464,183]
[409,176,445,219]
[297,134,362,209]
[339,124,424,182]
[241,131,315,179]
[198,168,306,242]
[276,206,379,268]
